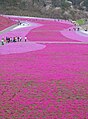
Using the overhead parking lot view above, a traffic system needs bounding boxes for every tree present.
[84,0,88,10]
[52,0,61,7]
[61,0,71,10]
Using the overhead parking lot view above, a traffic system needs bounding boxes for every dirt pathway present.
[0,24,18,35]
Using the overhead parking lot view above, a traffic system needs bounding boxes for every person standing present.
[6,37,8,43]
[10,37,13,42]
[17,37,20,42]
[1,38,4,45]
[4,37,6,43]
[15,36,17,42]
[19,36,22,42]
[8,37,10,43]
[24,36,27,42]
[13,37,16,42]
[77,28,80,31]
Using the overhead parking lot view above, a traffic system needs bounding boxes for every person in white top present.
[25,36,27,42]
[1,38,4,45]
[19,36,22,42]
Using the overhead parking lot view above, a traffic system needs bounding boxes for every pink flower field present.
[0,15,88,119]
[0,16,16,31]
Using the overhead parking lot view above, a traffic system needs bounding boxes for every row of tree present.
[0,0,88,11]
[51,0,88,10]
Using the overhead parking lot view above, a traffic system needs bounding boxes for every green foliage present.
[61,0,70,10]
[76,19,85,25]
[84,0,88,10]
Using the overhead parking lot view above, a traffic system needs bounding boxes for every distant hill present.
[0,0,88,20]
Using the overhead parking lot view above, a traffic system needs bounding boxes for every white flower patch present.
[12,22,32,30]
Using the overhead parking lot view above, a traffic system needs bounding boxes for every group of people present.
[1,36,27,45]
[69,27,88,31]
[68,27,79,31]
